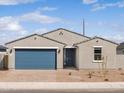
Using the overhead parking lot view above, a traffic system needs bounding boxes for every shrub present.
[104,78,109,81]
[68,72,72,75]
[118,68,122,71]
[88,72,92,78]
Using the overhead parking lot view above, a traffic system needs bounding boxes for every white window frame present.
[93,46,103,63]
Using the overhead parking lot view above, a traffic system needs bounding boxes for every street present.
[0,89,124,93]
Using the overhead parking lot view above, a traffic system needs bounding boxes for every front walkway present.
[0,69,124,82]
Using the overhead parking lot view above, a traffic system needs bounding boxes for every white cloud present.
[91,4,106,11]
[0,16,24,31]
[20,11,61,24]
[91,1,124,11]
[83,0,97,4]
[120,14,124,17]
[97,21,124,32]
[0,8,62,44]
[0,9,60,31]
[0,9,61,32]
[33,28,48,34]
[86,21,124,43]
[0,31,28,44]
[118,1,124,8]
[39,6,57,11]
[0,0,36,5]
[104,34,124,43]
[0,16,28,44]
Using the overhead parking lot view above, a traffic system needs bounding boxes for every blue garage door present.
[15,49,56,69]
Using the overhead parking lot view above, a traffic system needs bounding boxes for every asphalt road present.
[0,89,124,93]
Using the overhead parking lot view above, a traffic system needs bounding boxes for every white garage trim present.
[93,46,103,48]
[0,52,6,54]
[13,47,59,49]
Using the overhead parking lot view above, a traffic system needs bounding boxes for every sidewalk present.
[0,82,124,90]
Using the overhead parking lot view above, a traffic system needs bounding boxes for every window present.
[94,47,102,60]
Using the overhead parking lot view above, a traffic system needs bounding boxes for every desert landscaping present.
[0,69,124,82]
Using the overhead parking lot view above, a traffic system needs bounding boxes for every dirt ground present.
[0,69,124,82]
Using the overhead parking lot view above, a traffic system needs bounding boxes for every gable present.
[43,28,90,46]
[76,37,118,47]
[5,34,66,47]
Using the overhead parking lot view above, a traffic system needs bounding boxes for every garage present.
[15,49,57,69]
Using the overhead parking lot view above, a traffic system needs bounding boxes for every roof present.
[5,28,119,46]
[0,45,7,50]
[74,36,119,46]
[117,42,124,50]
[42,28,91,39]
[5,34,67,46]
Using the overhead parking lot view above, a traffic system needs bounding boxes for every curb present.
[0,82,124,90]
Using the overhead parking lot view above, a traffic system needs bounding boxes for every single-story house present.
[4,28,124,70]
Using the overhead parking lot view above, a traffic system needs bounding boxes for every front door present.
[64,48,76,68]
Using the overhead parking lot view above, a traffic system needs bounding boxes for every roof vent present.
[96,40,99,42]
[59,32,63,35]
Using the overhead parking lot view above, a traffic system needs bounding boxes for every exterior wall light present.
[58,49,61,53]
[10,49,12,54]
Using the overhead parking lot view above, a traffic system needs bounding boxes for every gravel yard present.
[0,69,124,82]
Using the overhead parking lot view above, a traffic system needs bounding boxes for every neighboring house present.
[0,45,7,69]
[4,28,124,70]
[117,42,124,55]
[116,43,124,68]
[0,45,6,52]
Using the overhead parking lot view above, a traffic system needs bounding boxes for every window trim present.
[93,60,103,63]
[93,46,103,48]
[93,46,103,63]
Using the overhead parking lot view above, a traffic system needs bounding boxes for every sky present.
[0,0,124,44]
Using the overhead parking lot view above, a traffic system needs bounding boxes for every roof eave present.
[75,36,119,46]
[5,34,67,46]
[42,28,91,39]
[5,34,38,45]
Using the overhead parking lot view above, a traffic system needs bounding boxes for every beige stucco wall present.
[116,55,124,68]
[6,35,65,69]
[77,38,118,69]
[43,29,90,46]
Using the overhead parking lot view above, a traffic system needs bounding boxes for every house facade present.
[4,28,124,70]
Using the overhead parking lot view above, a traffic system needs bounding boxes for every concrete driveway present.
[0,69,124,82]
